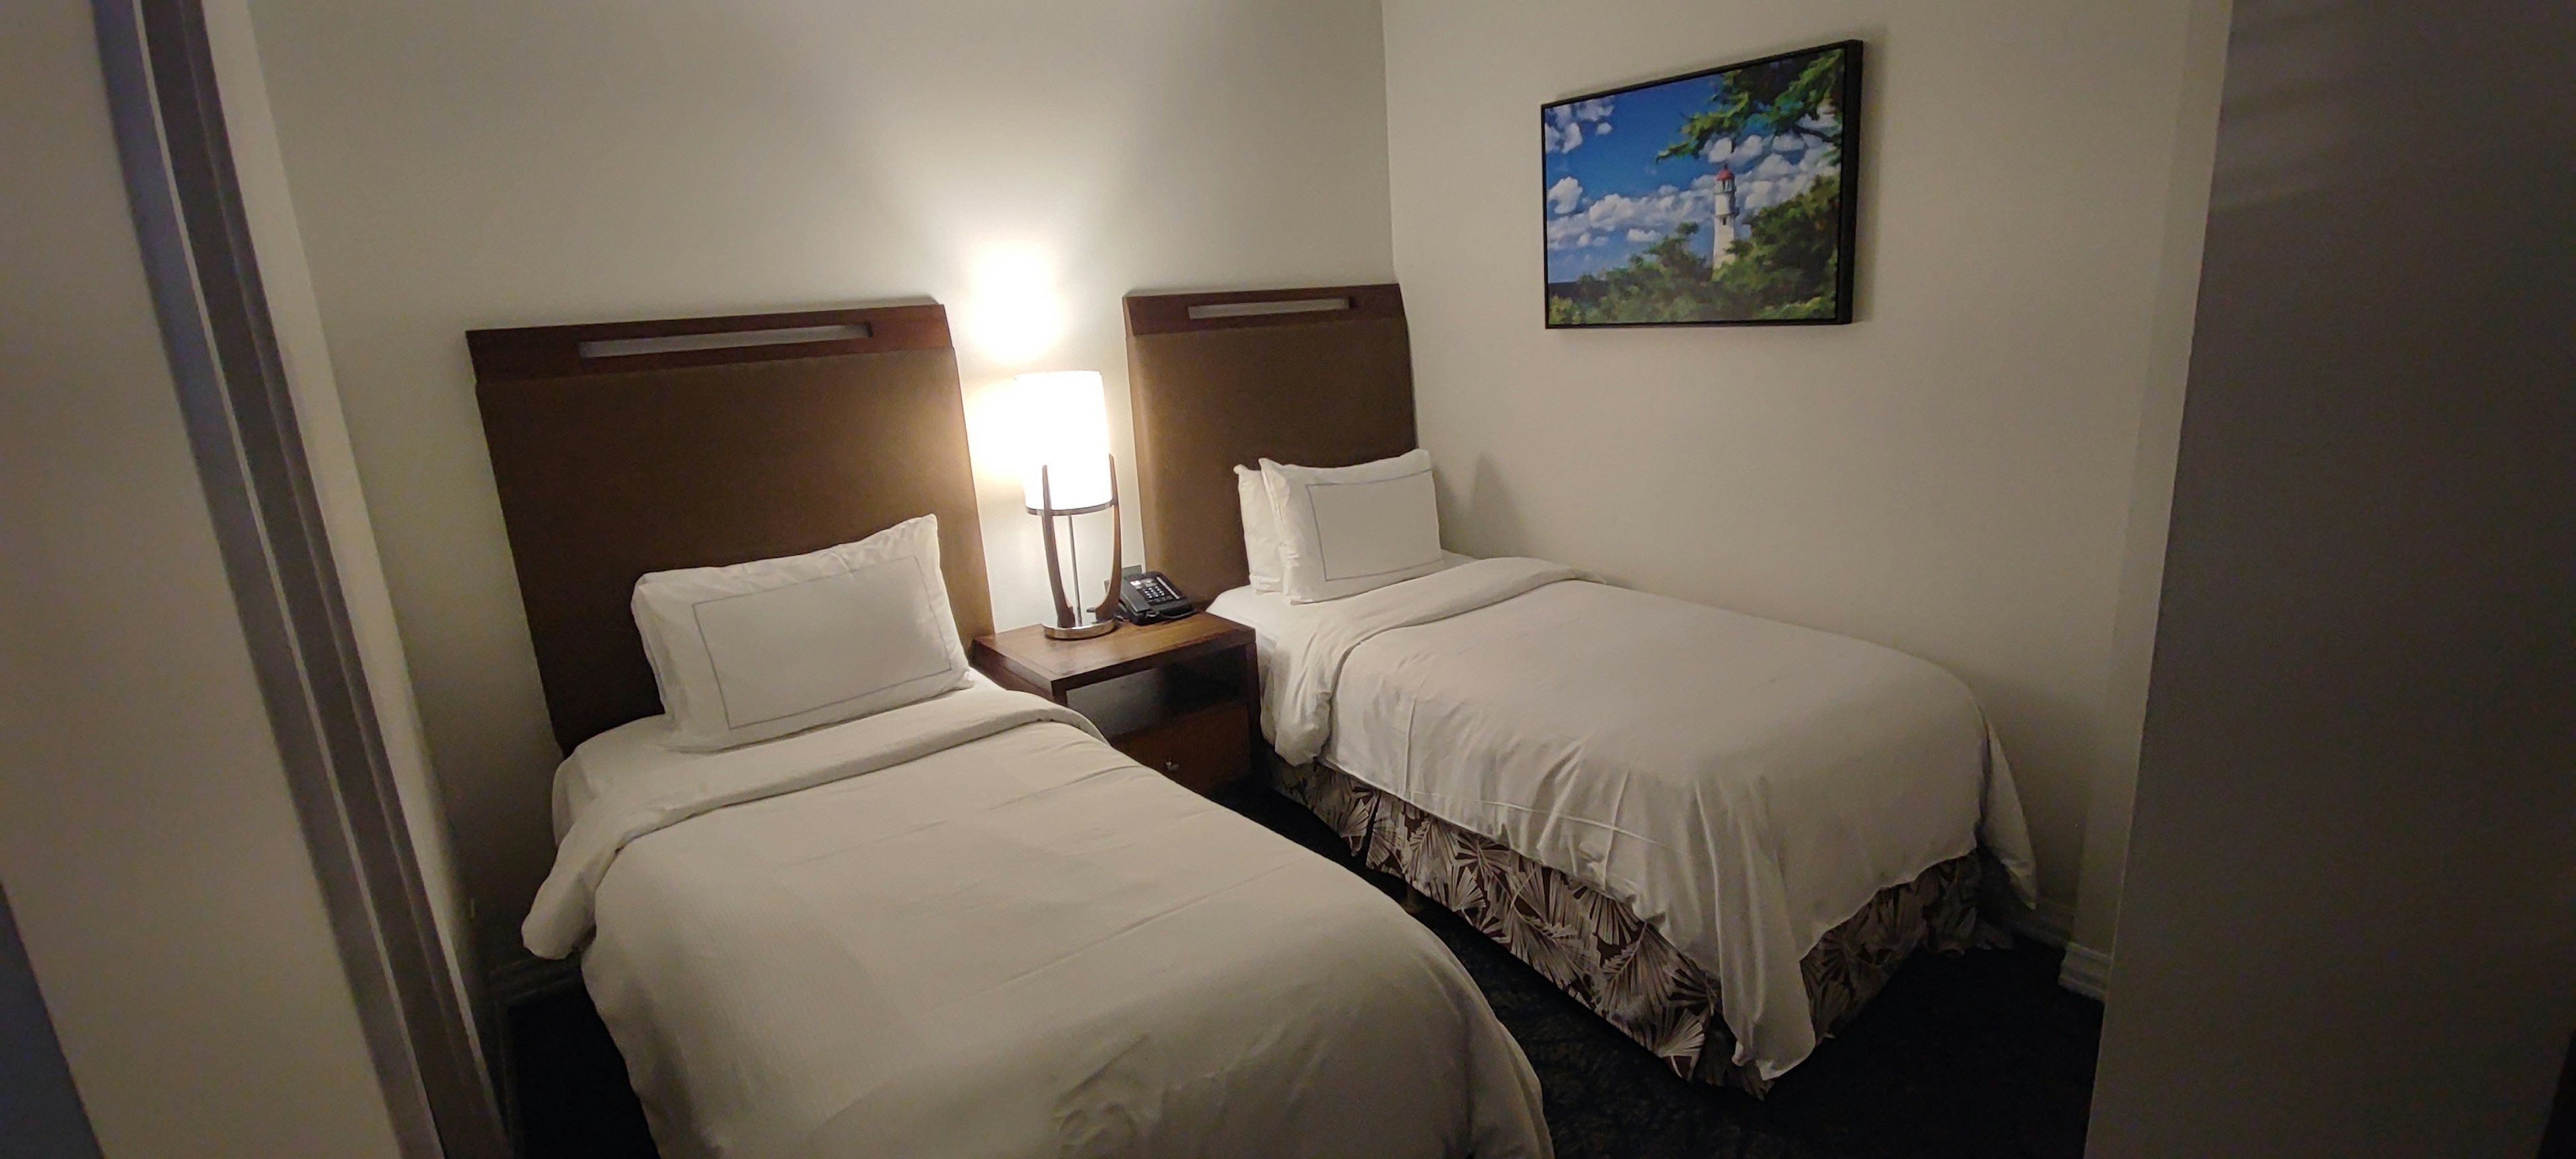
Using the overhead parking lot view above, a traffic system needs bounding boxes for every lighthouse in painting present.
[1709,166,1738,276]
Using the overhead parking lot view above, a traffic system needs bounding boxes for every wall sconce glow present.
[1012,371,1112,512]
[960,245,1068,366]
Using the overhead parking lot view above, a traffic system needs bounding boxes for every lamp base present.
[1042,613,1118,641]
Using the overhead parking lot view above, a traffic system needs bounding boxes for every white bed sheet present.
[1210,559,2037,1081]
[551,670,1006,840]
[533,682,1550,1159]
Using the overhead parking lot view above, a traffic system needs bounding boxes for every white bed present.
[1210,556,2039,1082]
[525,677,1551,1159]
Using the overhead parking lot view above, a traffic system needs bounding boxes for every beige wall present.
[1380,0,2225,933]
[0,1,403,1153]
[2086,1,2576,1154]
[244,0,1399,969]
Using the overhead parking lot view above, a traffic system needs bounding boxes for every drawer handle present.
[1163,761,1181,773]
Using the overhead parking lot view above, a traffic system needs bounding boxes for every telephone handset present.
[1117,569,1195,624]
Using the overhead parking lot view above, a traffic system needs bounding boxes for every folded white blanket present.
[1263,557,1590,766]
[523,685,1100,958]
[1217,560,2038,1081]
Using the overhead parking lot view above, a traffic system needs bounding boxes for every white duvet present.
[1212,558,2038,1081]
[526,683,1550,1159]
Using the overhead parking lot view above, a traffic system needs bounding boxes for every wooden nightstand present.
[969,614,1258,795]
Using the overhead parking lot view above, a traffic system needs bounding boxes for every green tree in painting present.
[1655,50,1846,168]
[1550,222,1720,325]
[1548,176,1841,325]
[1713,173,1841,319]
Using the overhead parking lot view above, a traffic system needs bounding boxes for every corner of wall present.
[1987,885,2110,999]
[2065,0,2235,957]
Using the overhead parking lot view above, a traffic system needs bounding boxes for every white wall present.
[2086,0,2576,1154]
[244,0,1397,969]
[0,1,404,1153]
[1380,0,2225,929]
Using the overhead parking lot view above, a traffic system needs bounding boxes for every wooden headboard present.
[1124,284,1417,602]
[471,305,992,751]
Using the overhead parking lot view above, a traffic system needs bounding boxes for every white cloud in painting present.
[1594,121,1613,135]
[1542,107,1580,153]
[1735,141,1837,212]
[1546,176,1584,215]
[1625,228,1658,242]
[1546,180,1721,250]
[1748,152,1799,180]
[1544,98,1615,154]
[1546,214,1586,250]
[1769,131,1826,158]
[1703,128,1832,167]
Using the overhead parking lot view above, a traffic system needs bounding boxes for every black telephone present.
[1116,569,1195,624]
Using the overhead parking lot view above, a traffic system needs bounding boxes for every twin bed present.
[474,307,1546,1159]
[475,288,2035,1157]
[1127,285,2037,1093]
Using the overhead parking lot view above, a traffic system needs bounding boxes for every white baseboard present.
[1988,895,2110,999]
[1994,894,2076,948]
[2057,942,2113,1001]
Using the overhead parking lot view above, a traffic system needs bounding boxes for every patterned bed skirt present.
[1278,760,1984,1096]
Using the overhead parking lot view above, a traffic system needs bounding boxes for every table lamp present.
[1016,370,1121,639]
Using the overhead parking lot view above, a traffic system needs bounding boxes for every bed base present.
[1279,760,1983,1096]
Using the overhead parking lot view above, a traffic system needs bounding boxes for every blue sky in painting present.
[1542,62,1841,282]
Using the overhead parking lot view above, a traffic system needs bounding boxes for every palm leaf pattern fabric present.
[1281,760,1982,1095]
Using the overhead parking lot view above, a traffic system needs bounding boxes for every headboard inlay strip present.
[1187,297,1352,321]
[469,304,949,382]
[576,323,872,360]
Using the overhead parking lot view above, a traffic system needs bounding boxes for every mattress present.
[525,682,1550,1158]
[1210,557,2037,1081]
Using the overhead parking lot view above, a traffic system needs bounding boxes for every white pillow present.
[631,514,970,751]
[1260,449,1447,604]
[1236,465,1283,593]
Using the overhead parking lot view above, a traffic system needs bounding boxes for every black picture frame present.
[1541,40,1862,329]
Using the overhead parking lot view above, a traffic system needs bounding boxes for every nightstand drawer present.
[1112,700,1249,795]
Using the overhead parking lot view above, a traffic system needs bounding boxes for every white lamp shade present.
[1014,370,1114,512]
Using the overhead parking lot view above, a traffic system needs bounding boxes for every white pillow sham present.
[1259,449,1447,604]
[631,514,970,752]
[1236,465,1284,593]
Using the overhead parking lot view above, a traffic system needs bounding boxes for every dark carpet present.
[508,785,2103,1159]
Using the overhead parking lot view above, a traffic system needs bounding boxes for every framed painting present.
[1542,40,1861,327]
